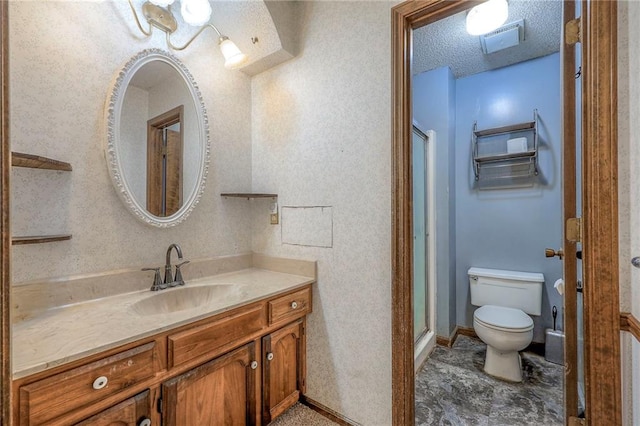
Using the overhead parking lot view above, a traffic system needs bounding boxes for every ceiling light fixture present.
[127,0,248,69]
[465,0,509,36]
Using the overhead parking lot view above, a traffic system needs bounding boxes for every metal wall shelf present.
[472,110,539,188]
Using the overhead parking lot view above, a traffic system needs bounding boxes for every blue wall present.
[454,53,563,342]
[413,67,457,338]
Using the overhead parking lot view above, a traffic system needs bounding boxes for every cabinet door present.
[162,342,260,426]
[262,319,305,423]
[74,390,151,426]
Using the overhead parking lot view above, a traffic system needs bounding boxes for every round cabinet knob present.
[92,376,108,390]
[267,352,274,361]
[139,419,151,426]
[291,301,298,309]
[632,257,640,268]
[251,361,258,370]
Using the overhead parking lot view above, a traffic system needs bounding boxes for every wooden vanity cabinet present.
[18,342,158,425]
[74,390,152,426]
[162,342,260,426]
[14,284,312,426]
[262,319,306,424]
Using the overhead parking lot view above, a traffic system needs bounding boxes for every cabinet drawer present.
[20,342,156,425]
[268,287,311,325]
[169,304,266,368]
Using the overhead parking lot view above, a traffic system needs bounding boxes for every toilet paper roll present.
[554,278,565,296]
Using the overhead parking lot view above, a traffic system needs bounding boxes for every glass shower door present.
[413,127,428,342]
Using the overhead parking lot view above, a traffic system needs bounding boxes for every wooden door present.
[146,106,183,217]
[561,0,581,421]
[262,319,305,424]
[146,126,164,216]
[164,129,182,216]
[75,390,151,426]
[162,342,260,426]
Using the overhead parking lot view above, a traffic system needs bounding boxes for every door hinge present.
[157,397,163,413]
[566,18,581,45]
[569,415,586,425]
[566,217,582,243]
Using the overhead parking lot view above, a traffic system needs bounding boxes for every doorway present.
[412,2,565,422]
[147,105,184,217]
[391,1,621,425]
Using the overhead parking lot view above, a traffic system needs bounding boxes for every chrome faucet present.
[142,243,190,291]
[165,243,183,287]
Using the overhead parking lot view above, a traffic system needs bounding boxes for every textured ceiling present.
[412,0,563,78]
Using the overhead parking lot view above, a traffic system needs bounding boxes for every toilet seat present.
[474,305,533,332]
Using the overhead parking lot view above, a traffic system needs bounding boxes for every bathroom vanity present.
[12,255,314,425]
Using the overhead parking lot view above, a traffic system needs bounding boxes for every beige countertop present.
[13,264,315,380]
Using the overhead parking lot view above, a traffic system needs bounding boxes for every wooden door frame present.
[146,105,184,217]
[1,0,10,423]
[391,1,620,425]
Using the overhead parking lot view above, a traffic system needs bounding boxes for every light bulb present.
[466,0,508,36]
[180,0,212,26]
[219,37,247,69]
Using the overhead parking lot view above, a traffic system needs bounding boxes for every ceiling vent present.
[480,19,525,54]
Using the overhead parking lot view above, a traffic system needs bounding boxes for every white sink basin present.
[131,284,240,316]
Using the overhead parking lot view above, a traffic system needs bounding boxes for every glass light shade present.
[149,0,175,7]
[219,38,248,69]
[466,0,508,36]
[180,0,212,26]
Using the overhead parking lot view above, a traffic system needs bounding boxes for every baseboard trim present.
[620,312,640,342]
[435,335,451,347]
[436,326,459,347]
[452,326,548,353]
[300,395,361,426]
[456,326,477,339]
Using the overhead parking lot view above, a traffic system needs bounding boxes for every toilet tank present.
[468,267,544,316]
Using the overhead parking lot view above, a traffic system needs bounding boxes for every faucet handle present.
[174,260,190,286]
[142,267,165,291]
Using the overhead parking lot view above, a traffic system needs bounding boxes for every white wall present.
[9,1,253,283]
[250,2,394,424]
[618,1,640,424]
[121,85,149,203]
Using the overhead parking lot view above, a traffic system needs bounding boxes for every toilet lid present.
[474,305,534,331]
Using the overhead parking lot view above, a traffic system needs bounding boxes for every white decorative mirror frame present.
[105,49,210,227]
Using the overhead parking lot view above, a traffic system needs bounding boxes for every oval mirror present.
[105,49,209,227]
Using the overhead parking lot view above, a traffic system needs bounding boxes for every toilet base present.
[483,345,523,382]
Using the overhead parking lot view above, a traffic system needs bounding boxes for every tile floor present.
[415,336,564,425]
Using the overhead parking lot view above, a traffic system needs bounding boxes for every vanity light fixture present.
[465,0,509,36]
[127,0,248,69]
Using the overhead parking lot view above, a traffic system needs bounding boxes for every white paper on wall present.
[281,206,333,248]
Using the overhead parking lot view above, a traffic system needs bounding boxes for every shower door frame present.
[412,126,436,372]
[391,0,621,425]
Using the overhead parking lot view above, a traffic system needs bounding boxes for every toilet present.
[468,267,544,382]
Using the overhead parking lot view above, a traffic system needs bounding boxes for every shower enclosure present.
[413,125,436,370]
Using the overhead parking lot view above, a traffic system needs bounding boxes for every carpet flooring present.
[269,403,339,425]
